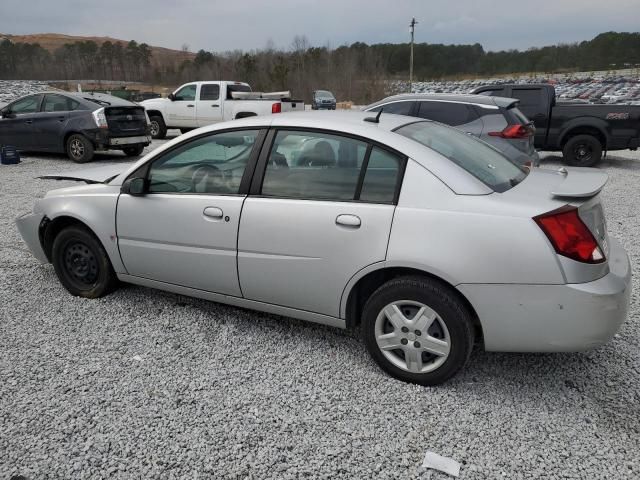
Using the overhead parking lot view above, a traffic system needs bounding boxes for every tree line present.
[0,31,638,103]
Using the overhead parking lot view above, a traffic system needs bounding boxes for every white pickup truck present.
[140,81,304,139]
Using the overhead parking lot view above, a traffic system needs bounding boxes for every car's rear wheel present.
[123,145,145,157]
[51,226,118,298]
[362,276,474,386]
[66,134,94,163]
[149,115,167,139]
[563,134,603,167]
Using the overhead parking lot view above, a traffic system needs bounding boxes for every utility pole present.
[409,17,418,93]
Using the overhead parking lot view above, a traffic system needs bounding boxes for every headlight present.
[92,108,108,129]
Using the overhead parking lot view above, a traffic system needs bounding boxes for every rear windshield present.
[504,106,530,125]
[395,121,528,193]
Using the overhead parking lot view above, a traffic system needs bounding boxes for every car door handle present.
[211,104,219,107]
[25,120,33,124]
[187,104,195,108]
[336,214,361,228]
[203,206,223,219]
[58,116,65,122]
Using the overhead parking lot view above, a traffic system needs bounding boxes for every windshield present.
[395,121,528,193]
[315,90,334,99]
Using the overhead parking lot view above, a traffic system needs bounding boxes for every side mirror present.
[1,109,14,119]
[168,93,176,101]
[121,177,147,196]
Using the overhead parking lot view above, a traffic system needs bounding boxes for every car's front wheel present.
[123,145,145,157]
[362,276,474,386]
[66,134,94,163]
[51,226,118,298]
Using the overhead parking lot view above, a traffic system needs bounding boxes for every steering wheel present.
[190,164,223,193]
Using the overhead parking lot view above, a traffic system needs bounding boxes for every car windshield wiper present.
[85,98,111,106]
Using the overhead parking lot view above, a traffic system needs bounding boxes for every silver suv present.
[364,94,539,167]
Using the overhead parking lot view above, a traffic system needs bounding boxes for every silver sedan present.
[16,111,632,385]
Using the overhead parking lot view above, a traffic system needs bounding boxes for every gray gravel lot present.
[0,137,638,479]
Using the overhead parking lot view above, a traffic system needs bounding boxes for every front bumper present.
[458,237,632,352]
[15,211,49,264]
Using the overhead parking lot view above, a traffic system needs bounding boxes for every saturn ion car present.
[16,111,631,385]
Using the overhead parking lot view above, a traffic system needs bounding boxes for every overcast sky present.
[1,0,638,53]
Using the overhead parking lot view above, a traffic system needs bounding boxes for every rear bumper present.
[83,128,151,149]
[458,237,632,352]
[15,211,49,264]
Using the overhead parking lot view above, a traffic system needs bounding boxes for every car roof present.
[367,93,518,109]
[22,90,138,108]
[119,110,493,196]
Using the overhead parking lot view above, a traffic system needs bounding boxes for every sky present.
[1,0,638,53]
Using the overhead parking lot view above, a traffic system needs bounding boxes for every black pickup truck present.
[471,84,640,166]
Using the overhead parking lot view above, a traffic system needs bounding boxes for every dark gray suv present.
[364,94,539,167]
[312,90,336,110]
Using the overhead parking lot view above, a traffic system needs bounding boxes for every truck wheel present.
[123,145,145,157]
[66,134,94,163]
[563,134,603,167]
[149,115,167,139]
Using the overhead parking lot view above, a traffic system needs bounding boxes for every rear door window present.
[511,89,540,108]
[260,130,404,204]
[200,84,220,101]
[43,94,82,112]
[416,101,477,126]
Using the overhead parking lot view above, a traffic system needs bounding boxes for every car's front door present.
[0,94,44,149]
[197,83,223,127]
[238,129,405,317]
[117,128,264,295]
[166,83,198,127]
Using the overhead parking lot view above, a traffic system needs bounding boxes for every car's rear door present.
[117,128,265,295]
[196,83,223,127]
[37,94,80,150]
[237,129,405,317]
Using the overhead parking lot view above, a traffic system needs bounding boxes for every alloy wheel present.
[374,300,451,374]
[150,121,159,137]
[70,139,85,159]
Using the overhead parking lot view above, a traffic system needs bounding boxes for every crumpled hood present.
[39,163,132,184]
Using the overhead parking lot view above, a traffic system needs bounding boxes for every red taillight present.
[488,124,532,139]
[271,103,282,114]
[534,206,605,264]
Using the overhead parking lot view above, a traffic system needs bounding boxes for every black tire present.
[66,134,94,163]
[149,115,167,139]
[123,145,145,157]
[51,226,118,298]
[562,134,603,167]
[362,276,474,386]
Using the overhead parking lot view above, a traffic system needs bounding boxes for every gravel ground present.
[0,139,638,479]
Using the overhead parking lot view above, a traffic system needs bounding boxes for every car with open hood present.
[15,111,631,385]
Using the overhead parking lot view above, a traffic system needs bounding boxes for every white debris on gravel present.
[0,134,639,478]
